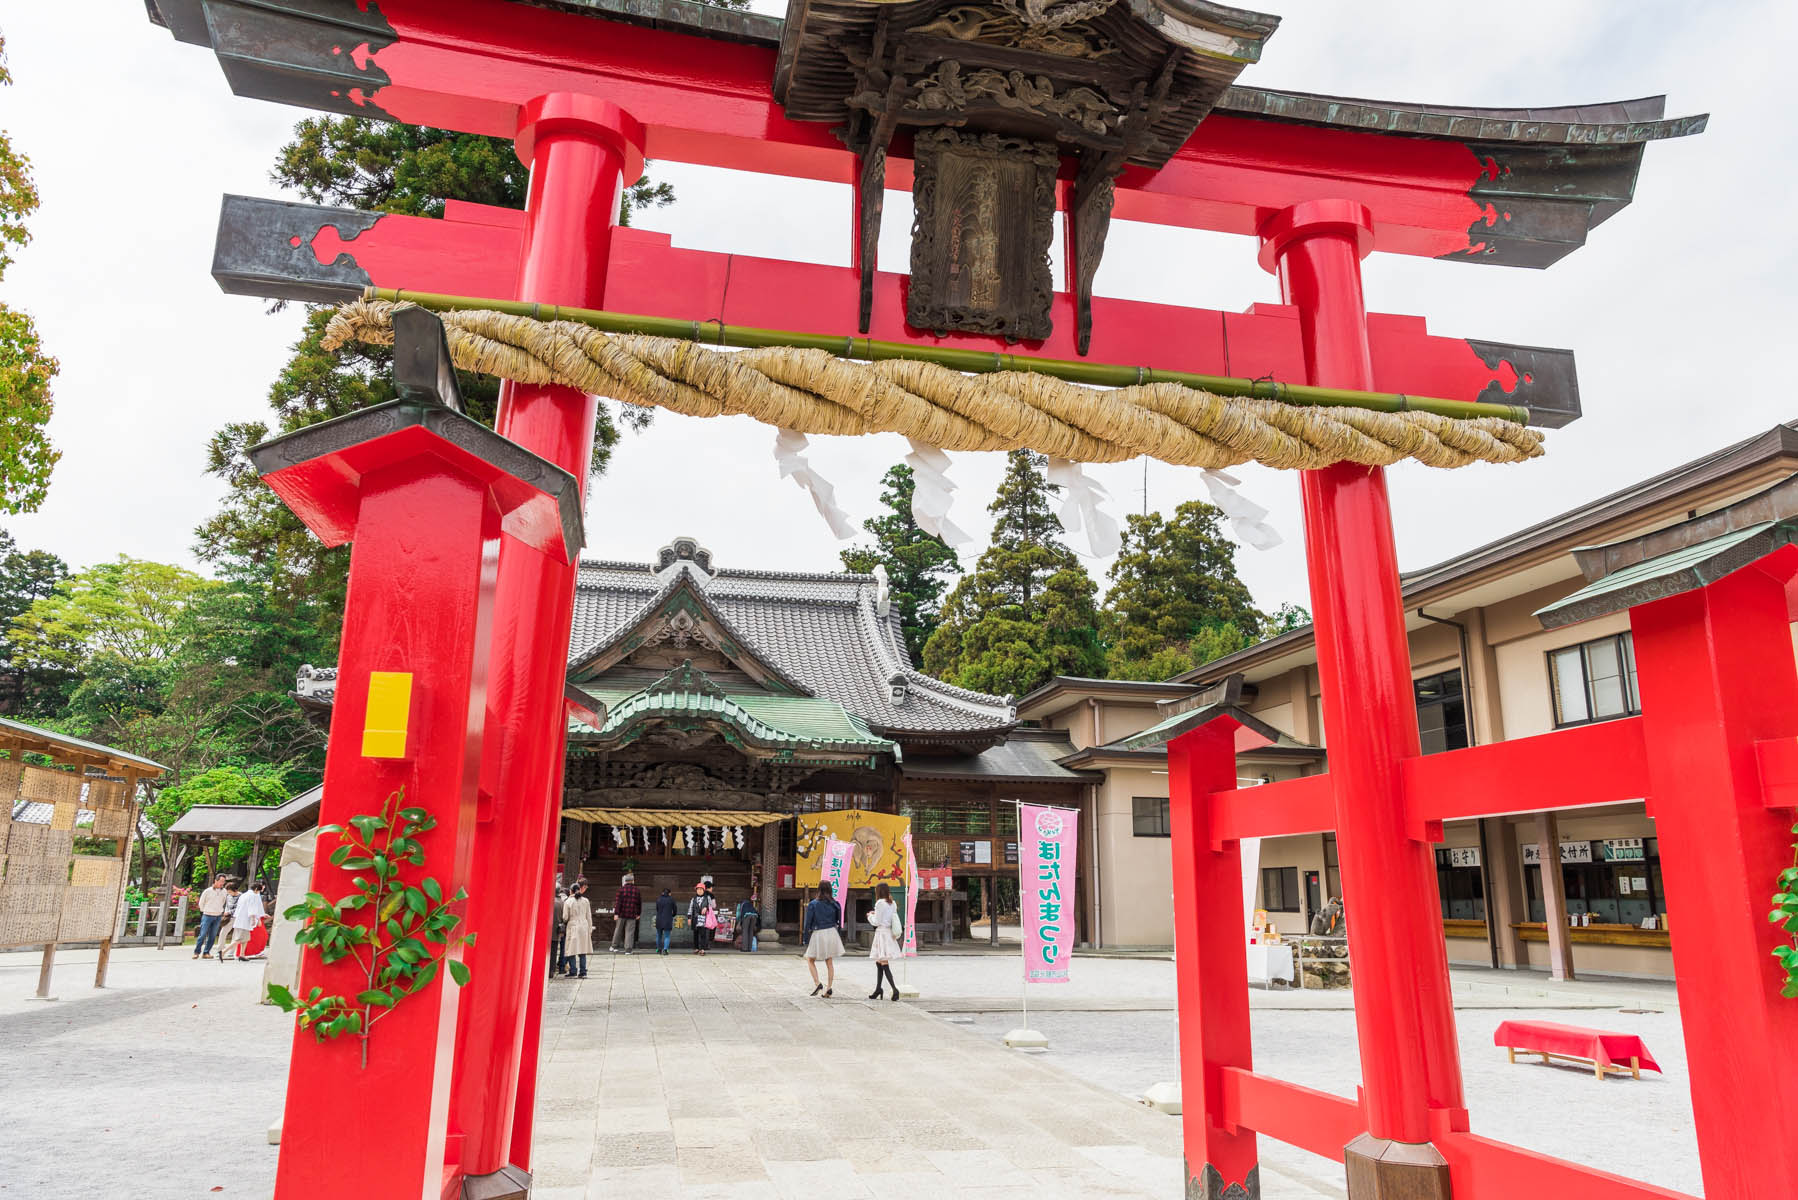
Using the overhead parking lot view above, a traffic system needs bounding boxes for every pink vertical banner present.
[1021,803,1078,983]
[901,831,920,957]
[821,836,855,929]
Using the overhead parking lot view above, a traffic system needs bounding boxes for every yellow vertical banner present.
[794,810,911,887]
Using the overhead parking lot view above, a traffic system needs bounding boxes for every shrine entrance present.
[142,3,1798,1200]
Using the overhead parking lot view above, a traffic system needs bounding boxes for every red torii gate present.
[140,3,1779,1200]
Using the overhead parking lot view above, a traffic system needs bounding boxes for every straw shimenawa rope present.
[322,300,1544,471]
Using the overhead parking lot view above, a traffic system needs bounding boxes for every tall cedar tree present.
[195,119,682,634]
[0,527,69,714]
[923,451,1104,696]
[1102,501,1266,681]
[840,464,961,662]
[0,36,61,513]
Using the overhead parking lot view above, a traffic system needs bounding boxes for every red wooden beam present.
[1209,774,1334,848]
[1218,1068,1362,1162]
[1435,1132,1697,1200]
[187,0,1571,263]
[1401,717,1651,825]
[216,196,1575,417]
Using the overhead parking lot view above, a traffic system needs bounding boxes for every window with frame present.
[1549,632,1640,727]
[1260,866,1300,913]
[1414,669,1469,755]
[1525,837,1664,925]
[1131,796,1170,837]
[1322,832,1341,901]
[1433,848,1486,920]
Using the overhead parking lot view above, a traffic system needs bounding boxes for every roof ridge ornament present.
[644,659,729,700]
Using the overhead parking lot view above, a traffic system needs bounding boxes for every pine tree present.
[1102,501,1266,680]
[839,464,960,662]
[922,451,1104,696]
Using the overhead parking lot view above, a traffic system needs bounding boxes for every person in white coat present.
[562,881,595,978]
[866,883,902,1001]
[227,881,267,960]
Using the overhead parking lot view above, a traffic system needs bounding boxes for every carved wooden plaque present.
[908,129,1057,342]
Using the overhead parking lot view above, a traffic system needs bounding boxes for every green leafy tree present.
[1267,601,1311,634]
[840,463,961,661]
[197,115,679,623]
[0,528,69,714]
[0,37,60,513]
[145,763,291,886]
[923,451,1104,696]
[1102,501,1266,680]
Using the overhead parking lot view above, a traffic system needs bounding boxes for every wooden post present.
[33,943,55,1000]
[1534,811,1576,981]
[154,835,180,951]
[759,821,778,934]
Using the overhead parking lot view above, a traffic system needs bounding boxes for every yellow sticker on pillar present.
[361,671,414,759]
[794,809,911,888]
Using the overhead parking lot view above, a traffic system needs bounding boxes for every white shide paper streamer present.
[1045,457,1122,558]
[773,428,858,539]
[1200,468,1282,550]
[902,440,973,547]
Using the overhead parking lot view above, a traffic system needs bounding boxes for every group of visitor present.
[801,880,901,1001]
[548,873,770,973]
[191,874,270,962]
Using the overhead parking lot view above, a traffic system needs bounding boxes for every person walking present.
[549,885,569,979]
[802,881,844,998]
[227,881,267,961]
[866,883,902,1001]
[611,873,641,954]
[562,881,594,978]
[734,893,760,953]
[193,874,230,960]
[688,883,715,955]
[214,879,242,962]
[654,887,676,954]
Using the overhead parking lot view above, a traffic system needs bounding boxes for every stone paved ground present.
[0,945,1699,1199]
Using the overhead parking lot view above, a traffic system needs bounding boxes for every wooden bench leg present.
[1506,1047,1516,1064]
[1630,1056,1640,1080]
[1594,1061,1605,1081]
[1542,1052,1552,1066]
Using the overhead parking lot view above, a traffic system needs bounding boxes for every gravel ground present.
[0,945,1701,1199]
[964,1003,1699,1198]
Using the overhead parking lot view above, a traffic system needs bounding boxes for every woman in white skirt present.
[866,882,902,1001]
[802,881,844,998]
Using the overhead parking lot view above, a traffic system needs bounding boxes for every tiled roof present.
[10,798,157,839]
[570,668,897,760]
[569,551,1016,736]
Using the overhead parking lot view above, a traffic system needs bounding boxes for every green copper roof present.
[568,662,897,761]
[1536,519,1798,629]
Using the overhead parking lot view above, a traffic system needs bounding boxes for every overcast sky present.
[1,1,1790,614]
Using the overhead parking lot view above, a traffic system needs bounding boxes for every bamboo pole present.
[365,287,1533,426]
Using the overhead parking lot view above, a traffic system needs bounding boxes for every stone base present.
[267,1116,282,1145]
[1343,1135,1451,1200]
[462,1165,531,1200]
[1141,1081,1182,1114]
[759,930,781,945]
[897,983,920,999]
[1186,1162,1259,1199]
[1002,1027,1049,1049]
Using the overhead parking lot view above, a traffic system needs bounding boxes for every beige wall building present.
[1023,420,1798,979]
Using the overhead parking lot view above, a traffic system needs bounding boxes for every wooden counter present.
[1441,919,1489,939]
[1513,922,1670,949]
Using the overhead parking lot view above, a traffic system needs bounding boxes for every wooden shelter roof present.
[167,785,323,840]
[0,716,166,777]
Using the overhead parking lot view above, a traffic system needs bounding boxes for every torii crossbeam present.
[142,3,1730,1200]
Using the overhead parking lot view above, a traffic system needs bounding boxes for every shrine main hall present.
[302,536,1098,945]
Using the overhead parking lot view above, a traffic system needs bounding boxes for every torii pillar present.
[253,309,583,1200]
[448,93,645,1197]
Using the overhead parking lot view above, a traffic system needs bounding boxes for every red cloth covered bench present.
[1493,1019,1662,1081]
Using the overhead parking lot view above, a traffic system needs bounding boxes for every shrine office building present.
[1025,418,1798,981]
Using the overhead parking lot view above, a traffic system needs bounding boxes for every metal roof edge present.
[1179,420,1798,683]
